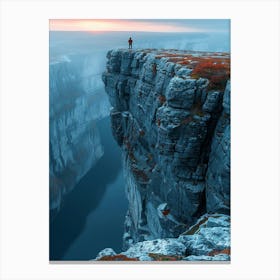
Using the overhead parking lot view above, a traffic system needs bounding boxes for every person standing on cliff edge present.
[128,37,133,49]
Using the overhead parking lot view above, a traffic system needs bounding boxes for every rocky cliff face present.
[101,49,230,260]
[49,55,110,210]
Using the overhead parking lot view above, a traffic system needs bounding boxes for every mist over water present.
[50,31,230,61]
[49,31,230,260]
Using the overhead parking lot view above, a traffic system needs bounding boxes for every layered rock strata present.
[101,49,230,259]
[49,56,110,210]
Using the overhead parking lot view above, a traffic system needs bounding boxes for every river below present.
[49,117,128,260]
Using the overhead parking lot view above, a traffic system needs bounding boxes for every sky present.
[49,19,230,33]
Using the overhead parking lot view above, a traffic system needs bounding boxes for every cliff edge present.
[99,49,230,261]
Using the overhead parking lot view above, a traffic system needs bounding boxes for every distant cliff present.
[100,49,230,261]
[49,55,110,211]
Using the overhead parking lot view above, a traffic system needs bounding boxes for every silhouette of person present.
[128,37,133,49]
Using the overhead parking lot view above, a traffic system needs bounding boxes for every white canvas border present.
[0,0,279,279]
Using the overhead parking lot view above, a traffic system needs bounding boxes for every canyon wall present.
[49,54,110,210]
[102,49,230,249]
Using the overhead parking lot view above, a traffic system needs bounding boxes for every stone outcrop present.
[94,214,230,261]
[101,49,230,260]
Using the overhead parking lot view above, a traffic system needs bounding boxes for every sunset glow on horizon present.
[49,19,229,33]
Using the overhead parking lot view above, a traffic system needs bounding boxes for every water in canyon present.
[50,117,127,260]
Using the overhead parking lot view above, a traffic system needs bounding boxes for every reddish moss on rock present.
[131,166,149,182]
[153,51,230,92]
[98,254,139,261]
[148,253,182,261]
[157,119,161,126]
[183,216,210,235]
[158,95,166,105]
[208,247,231,257]
[161,209,170,216]
[190,59,230,91]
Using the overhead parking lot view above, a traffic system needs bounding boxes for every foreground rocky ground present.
[94,213,230,261]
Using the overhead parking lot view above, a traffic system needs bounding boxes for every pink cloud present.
[49,19,203,32]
